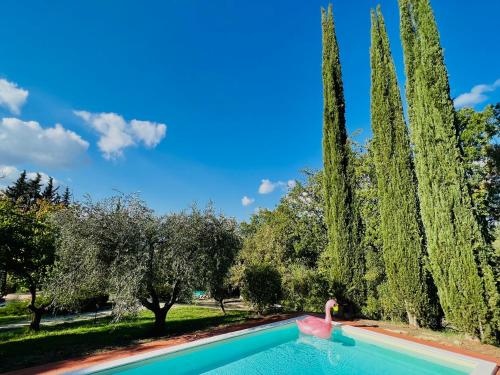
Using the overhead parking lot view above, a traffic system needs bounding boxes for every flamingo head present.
[326,299,338,312]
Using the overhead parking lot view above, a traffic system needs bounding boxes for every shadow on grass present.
[0,309,249,373]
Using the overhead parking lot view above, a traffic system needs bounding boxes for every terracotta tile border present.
[5,315,499,375]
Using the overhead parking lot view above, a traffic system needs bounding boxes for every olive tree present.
[48,195,239,332]
[200,208,241,314]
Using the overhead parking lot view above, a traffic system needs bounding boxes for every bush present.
[282,264,329,312]
[282,264,311,311]
[241,264,282,314]
[0,300,30,317]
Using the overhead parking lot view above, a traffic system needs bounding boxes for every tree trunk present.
[218,299,226,315]
[0,269,6,297]
[404,301,420,328]
[153,308,168,334]
[406,310,419,329]
[30,308,43,330]
[27,286,45,331]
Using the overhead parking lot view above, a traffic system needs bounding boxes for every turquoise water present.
[98,324,471,375]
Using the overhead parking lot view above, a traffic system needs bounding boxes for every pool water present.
[97,323,471,375]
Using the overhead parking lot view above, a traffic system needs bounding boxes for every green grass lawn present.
[0,305,250,373]
[0,315,28,325]
[0,300,30,326]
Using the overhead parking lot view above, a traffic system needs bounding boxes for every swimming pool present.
[73,317,497,375]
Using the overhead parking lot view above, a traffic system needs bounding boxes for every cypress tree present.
[370,7,438,328]
[399,0,499,339]
[320,4,364,312]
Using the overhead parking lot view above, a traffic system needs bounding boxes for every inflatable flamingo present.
[296,299,338,339]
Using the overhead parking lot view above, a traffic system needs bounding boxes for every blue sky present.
[0,0,498,220]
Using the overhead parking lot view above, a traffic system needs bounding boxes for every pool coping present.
[4,314,498,375]
[340,324,497,375]
[67,315,497,375]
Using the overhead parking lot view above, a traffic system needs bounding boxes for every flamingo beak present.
[333,305,339,312]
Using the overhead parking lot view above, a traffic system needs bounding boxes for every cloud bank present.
[0,118,89,168]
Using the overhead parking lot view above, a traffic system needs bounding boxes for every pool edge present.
[68,316,497,375]
[342,324,497,375]
[67,316,309,375]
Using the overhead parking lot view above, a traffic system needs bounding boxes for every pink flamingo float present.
[296,299,338,339]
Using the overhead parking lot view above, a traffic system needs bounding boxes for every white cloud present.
[0,79,29,115]
[0,165,57,190]
[74,111,167,159]
[258,179,276,194]
[0,117,89,168]
[130,120,167,148]
[241,196,255,206]
[258,179,296,194]
[454,79,500,108]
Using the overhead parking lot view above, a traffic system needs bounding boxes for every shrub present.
[4,274,21,295]
[282,264,311,311]
[282,263,329,312]
[241,264,282,314]
[0,299,30,317]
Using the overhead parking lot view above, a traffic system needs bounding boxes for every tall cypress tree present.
[320,4,364,312]
[399,0,499,340]
[370,7,438,328]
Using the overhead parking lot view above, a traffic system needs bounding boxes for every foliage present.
[241,264,282,314]
[199,207,241,313]
[370,7,439,327]
[457,104,500,241]
[320,4,364,312]
[0,300,30,317]
[237,170,329,312]
[399,0,499,340]
[0,305,249,373]
[4,171,69,210]
[0,198,57,329]
[281,263,328,312]
[48,195,240,332]
[361,248,384,319]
